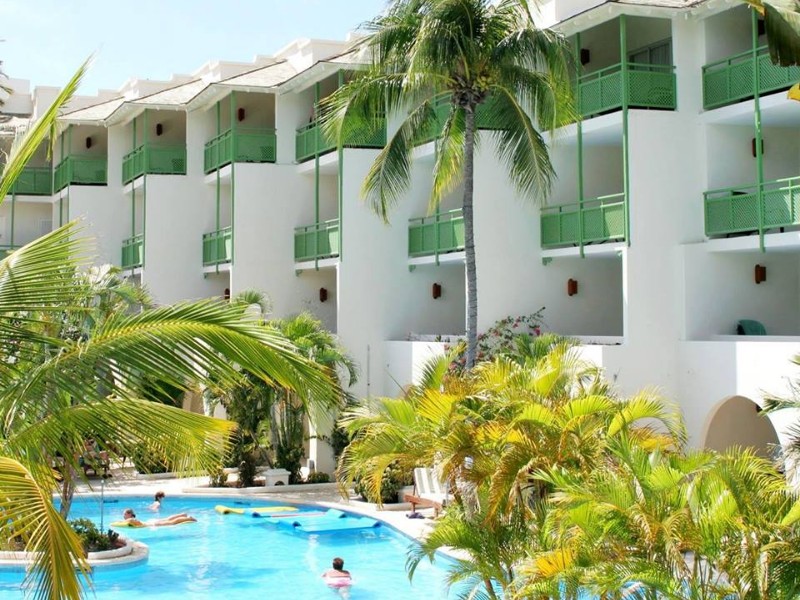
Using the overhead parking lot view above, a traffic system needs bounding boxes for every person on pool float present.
[147,491,165,511]
[122,508,196,527]
[323,557,352,597]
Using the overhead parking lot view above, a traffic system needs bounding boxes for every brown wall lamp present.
[432,283,442,299]
[754,264,767,284]
[237,108,246,122]
[319,287,328,302]
[751,137,764,157]
[580,48,591,66]
[156,123,164,136]
[567,278,579,296]
[85,136,92,149]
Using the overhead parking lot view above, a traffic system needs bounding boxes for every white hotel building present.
[1,0,797,471]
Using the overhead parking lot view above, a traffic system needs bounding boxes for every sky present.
[0,0,387,96]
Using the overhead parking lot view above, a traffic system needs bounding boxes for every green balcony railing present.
[408,208,465,258]
[121,234,144,270]
[704,177,800,237]
[202,227,233,266]
[204,128,277,174]
[540,193,626,249]
[294,219,340,262]
[54,156,107,192]
[122,144,187,184]
[295,117,386,163]
[703,45,800,110]
[10,166,53,196]
[416,97,506,146]
[578,63,676,118]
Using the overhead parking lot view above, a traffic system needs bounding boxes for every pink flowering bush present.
[446,308,545,372]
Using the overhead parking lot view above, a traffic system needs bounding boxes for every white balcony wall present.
[0,202,51,246]
[682,245,800,339]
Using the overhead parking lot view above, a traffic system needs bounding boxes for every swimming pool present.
[0,496,456,599]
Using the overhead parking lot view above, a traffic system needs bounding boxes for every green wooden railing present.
[204,128,277,174]
[540,193,626,248]
[294,219,340,261]
[202,226,233,266]
[408,208,465,258]
[578,63,676,118]
[704,177,800,237]
[416,97,506,146]
[122,144,187,184]
[121,234,144,269]
[295,117,386,163]
[703,45,800,110]
[10,166,52,196]
[54,156,107,192]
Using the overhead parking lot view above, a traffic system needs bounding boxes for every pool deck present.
[75,470,445,552]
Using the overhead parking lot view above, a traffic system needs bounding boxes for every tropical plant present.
[0,65,340,600]
[68,519,120,554]
[323,0,574,368]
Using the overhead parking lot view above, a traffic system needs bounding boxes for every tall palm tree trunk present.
[463,107,479,368]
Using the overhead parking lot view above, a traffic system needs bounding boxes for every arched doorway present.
[703,395,780,460]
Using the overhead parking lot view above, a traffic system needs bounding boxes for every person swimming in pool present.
[322,557,352,598]
[147,491,165,512]
[122,508,196,527]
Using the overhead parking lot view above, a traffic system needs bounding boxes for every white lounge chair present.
[404,467,449,516]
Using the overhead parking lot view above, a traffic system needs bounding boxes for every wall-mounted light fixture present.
[156,123,164,136]
[85,137,92,149]
[223,288,231,300]
[580,48,591,66]
[751,137,764,157]
[757,18,766,37]
[754,264,767,284]
[432,283,442,299]
[237,108,246,122]
[319,287,328,302]
[567,278,579,296]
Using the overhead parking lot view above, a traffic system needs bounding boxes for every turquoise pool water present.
[0,496,456,599]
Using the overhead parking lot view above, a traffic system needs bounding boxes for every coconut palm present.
[0,67,340,600]
[323,0,574,368]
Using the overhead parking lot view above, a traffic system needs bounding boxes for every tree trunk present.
[59,472,75,518]
[463,106,478,369]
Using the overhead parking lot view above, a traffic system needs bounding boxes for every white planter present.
[263,468,290,486]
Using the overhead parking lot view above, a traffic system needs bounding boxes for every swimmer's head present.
[123,509,136,519]
[154,491,165,502]
[332,557,344,571]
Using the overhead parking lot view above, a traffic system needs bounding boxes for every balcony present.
[121,234,144,270]
[54,156,107,192]
[204,128,277,174]
[294,219,340,262]
[122,145,187,184]
[408,208,465,258]
[702,46,800,110]
[202,227,233,266]
[10,166,52,196]
[540,193,626,249]
[295,117,386,163]
[578,63,676,118]
[704,177,800,237]
[417,97,505,146]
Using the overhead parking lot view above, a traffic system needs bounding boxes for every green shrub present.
[69,518,120,553]
[207,465,228,487]
[129,447,169,474]
[237,458,258,488]
[305,471,331,484]
[354,462,412,504]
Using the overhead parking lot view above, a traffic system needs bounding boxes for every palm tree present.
[0,67,340,600]
[323,0,574,368]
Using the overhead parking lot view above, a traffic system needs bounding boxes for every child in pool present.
[322,557,352,599]
[147,491,165,511]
